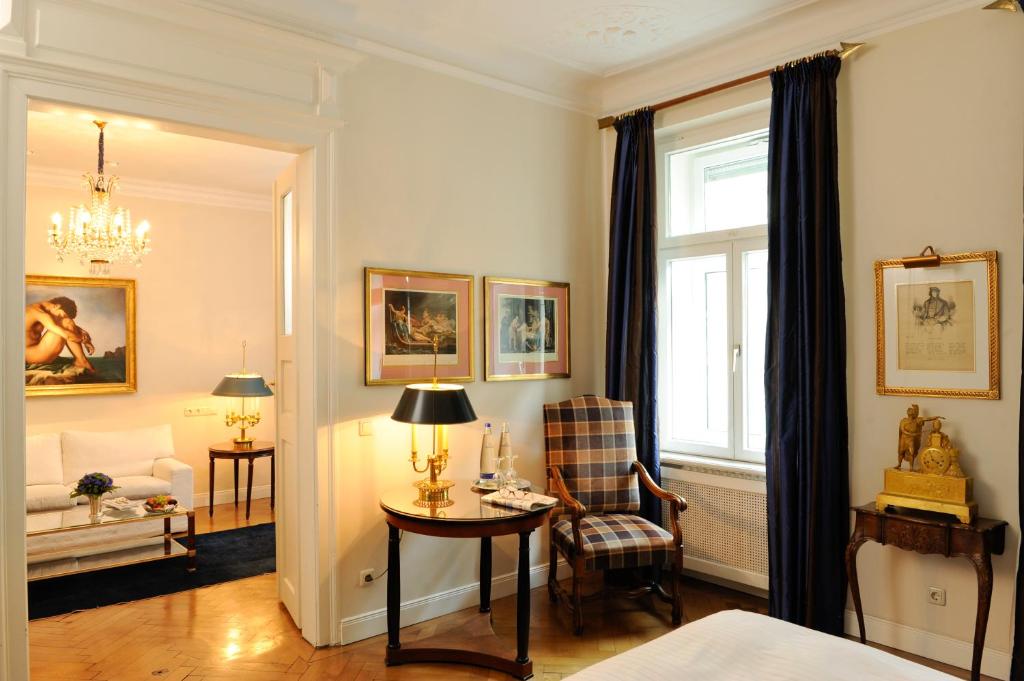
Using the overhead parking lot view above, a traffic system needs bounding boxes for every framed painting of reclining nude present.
[484,277,570,381]
[25,275,136,397]
[364,267,474,385]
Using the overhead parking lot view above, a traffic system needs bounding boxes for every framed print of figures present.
[484,277,570,381]
[875,251,999,399]
[25,275,136,397]
[364,268,474,385]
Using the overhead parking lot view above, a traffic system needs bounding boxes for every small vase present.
[88,495,102,521]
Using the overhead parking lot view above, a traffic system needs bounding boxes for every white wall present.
[25,184,277,502]
[840,9,1022,677]
[332,56,602,638]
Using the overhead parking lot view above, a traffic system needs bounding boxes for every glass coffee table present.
[26,504,196,581]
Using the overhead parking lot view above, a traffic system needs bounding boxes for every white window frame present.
[657,118,769,465]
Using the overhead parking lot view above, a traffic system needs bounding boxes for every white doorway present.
[0,71,338,679]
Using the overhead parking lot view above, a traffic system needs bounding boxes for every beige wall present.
[25,185,277,500]
[332,56,603,632]
[840,8,1023,668]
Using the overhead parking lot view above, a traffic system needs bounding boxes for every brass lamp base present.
[413,478,455,508]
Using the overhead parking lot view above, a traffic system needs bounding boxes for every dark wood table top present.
[380,484,550,538]
[209,441,275,456]
[853,502,1007,533]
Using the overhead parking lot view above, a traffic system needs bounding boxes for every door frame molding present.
[0,57,339,677]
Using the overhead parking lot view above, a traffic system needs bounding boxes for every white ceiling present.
[26,106,295,196]
[193,0,981,114]
[202,0,815,77]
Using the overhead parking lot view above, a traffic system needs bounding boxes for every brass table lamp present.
[212,341,273,448]
[390,377,477,508]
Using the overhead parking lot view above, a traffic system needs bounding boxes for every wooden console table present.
[846,503,1007,681]
[380,485,551,680]
[208,441,275,520]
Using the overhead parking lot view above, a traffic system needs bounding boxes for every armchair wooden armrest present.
[632,461,687,546]
[549,465,586,552]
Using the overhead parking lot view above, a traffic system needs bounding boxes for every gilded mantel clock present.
[876,405,976,523]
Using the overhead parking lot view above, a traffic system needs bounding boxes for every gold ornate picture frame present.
[364,267,475,385]
[25,275,137,397]
[874,251,999,399]
[484,277,570,381]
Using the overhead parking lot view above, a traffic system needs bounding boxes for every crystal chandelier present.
[48,120,152,275]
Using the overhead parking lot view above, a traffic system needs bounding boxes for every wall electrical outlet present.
[359,569,375,586]
[927,586,946,606]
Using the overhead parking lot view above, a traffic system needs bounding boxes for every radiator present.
[661,473,768,589]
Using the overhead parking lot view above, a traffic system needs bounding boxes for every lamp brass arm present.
[549,465,586,553]
[632,461,686,546]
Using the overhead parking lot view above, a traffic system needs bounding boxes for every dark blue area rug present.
[29,523,275,619]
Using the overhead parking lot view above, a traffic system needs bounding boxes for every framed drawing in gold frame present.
[875,251,999,399]
[25,275,136,397]
[364,267,474,385]
[484,277,570,381]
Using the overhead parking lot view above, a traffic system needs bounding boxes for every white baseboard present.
[340,559,572,644]
[193,484,272,509]
[683,556,769,595]
[844,609,1011,680]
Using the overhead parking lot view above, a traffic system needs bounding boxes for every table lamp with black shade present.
[212,341,274,448]
[391,339,477,508]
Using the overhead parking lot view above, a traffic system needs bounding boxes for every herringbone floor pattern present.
[28,499,990,680]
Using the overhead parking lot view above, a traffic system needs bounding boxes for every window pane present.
[281,191,293,336]
[667,254,729,448]
[667,131,768,237]
[742,249,768,453]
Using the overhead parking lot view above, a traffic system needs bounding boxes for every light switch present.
[358,420,374,436]
[184,407,217,417]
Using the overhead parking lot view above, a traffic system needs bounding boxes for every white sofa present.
[26,424,194,563]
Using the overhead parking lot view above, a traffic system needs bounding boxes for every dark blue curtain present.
[765,54,850,636]
[606,108,660,524]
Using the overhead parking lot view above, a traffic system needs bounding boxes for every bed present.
[563,610,956,680]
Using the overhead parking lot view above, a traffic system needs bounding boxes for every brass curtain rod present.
[596,42,865,130]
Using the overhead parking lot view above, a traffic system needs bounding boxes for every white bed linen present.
[563,610,956,681]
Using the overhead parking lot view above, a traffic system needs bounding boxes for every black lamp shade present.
[211,374,274,398]
[391,384,477,425]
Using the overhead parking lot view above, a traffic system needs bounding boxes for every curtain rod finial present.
[983,0,1019,12]
[839,42,865,59]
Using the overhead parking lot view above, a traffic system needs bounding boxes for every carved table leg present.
[208,456,215,517]
[516,530,532,665]
[967,552,994,681]
[480,536,492,613]
[845,527,868,644]
[387,523,401,654]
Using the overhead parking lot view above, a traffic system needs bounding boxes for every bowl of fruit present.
[143,495,178,514]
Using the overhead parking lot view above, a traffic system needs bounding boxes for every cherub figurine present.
[896,404,943,470]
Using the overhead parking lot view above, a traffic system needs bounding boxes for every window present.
[658,127,769,464]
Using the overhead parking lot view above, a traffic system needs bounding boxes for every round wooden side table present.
[380,484,551,680]
[208,441,275,519]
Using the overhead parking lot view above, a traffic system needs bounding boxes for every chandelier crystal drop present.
[47,120,152,275]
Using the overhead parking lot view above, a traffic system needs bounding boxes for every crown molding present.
[599,0,982,116]
[172,0,600,116]
[27,166,271,212]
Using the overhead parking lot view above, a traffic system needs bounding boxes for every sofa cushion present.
[113,475,173,500]
[62,425,175,484]
[26,433,63,486]
[27,484,75,513]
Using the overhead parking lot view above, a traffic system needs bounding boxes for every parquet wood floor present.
[29,502,994,680]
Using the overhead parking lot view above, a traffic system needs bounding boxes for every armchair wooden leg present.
[572,559,585,636]
[671,546,684,626]
[548,540,558,603]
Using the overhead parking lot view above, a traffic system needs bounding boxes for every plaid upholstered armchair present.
[544,395,686,635]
